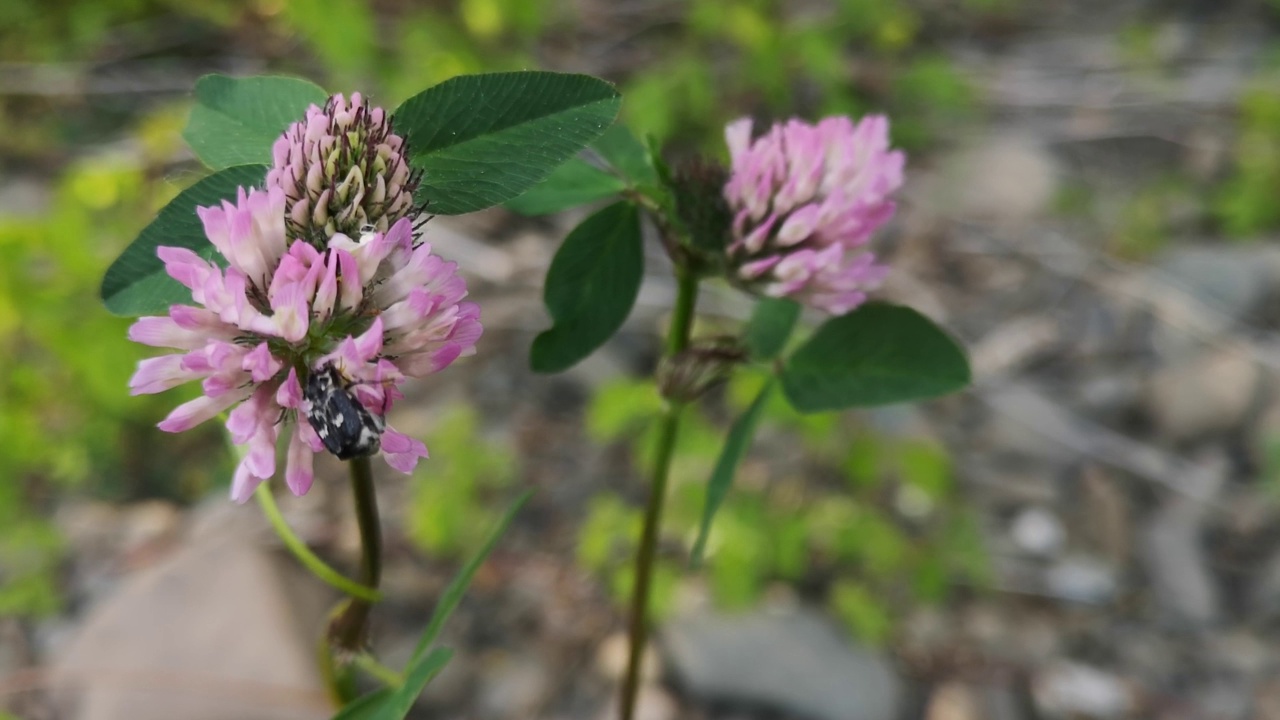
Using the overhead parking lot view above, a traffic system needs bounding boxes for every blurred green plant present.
[625,0,977,150]
[0,105,231,615]
[405,405,515,558]
[1,0,980,171]
[1111,179,1195,259]
[578,372,989,645]
[1216,77,1280,238]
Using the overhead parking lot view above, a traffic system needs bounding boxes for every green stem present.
[354,652,405,688]
[619,264,699,720]
[349,455,383,592]
[255,484,382,602]
[325,455,384,703]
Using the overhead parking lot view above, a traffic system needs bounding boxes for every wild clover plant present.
[100,69,970,720]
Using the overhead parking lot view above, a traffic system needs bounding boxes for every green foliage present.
[183,75,329,170]
[395,72,621,215]
[0,519,63,617]
[0,126,234,613]
[1,163,157,471]
[585,381,663,442]
[742,299,801,361]
[281,0,376,87]
[1111,180,1192,259]
[1216,81,1280,237]
[339,493,528,719]
[889,56,977,151]
[505,125,656,216]
[622,52,716,147]
[780,303,971,412]
[580,372,988,642]
[530,201,644,372]
[99,164,267,316]
[835,0,920,52]
[696,294,972,563]
[692,381,772,563]
[504,159,627,216]
[577,495,642,571]
[405,406,515,558]
[830,580,893,645]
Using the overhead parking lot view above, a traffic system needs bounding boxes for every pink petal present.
[242,342,283,383]
[128,316,209,350]
[381,427,428,473]
[129,355,205,395]
[157,388,250,433]
[285,425,315,496]
[229,461,265,504]
[276,368,303,408]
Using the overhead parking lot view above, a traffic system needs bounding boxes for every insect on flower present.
[128,92,481,503]
[304,363,388,460]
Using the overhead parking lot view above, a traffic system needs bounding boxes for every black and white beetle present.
[304,363,386,459]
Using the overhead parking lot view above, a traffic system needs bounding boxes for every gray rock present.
[0,178,51,218]
[926,682,1032,720]
[939,137,1060,225]
[1050,135,1185,184]
[596,686,678,720]
[1010,507,1066,557]
[1195,678,1253,720]
[1032,662,1132,719]
[1138,454,1227,626]
[1144,344,1262,442]
[1151,246,1280,326]
[1249,548,1280,623]
[661,608,902,720]
[475,650,553,719]
[1045,556,1118,605]
[50,507,333,720]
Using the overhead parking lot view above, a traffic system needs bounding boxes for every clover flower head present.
[267,92,419,245]
[723,115,905,315]
[127,185,481,503]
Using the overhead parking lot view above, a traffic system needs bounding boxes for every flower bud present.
[670,157,732,268]
[267,93,420,246]
[657,336,747,403]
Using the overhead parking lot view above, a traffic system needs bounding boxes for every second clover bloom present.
[723,115,905,315]
[127,185,481,503]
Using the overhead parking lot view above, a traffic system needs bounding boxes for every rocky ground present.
[7,1,1280,719]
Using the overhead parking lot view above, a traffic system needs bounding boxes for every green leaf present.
[692,380,773,564]
[183,75,328,170]
[743,298,801,360]
[530,201,643,373]
[376,648,454,720]
[780,303,970,412]
[331,688,393,720]
[590,123,659,187]
[411,491,531,660]
[329,647,454,720]
[100,165,267,316]
[503,124,658,216]
[503,158,626,216]
[831,579,893,645]
[394,71,620,215]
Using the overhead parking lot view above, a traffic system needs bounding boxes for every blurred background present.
[3,0,1280,718]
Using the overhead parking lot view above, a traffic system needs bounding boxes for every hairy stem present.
[325,455,383,703]
[619,264,699,720]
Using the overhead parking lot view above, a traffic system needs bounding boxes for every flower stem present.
[325,455,384,702]
[254,484,382,602]
[354,652,405,687]
[349,454,383,593]
[619,264,699,720]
